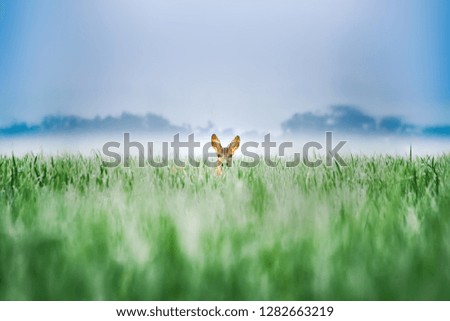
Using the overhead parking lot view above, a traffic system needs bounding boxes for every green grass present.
[0,154,449,300]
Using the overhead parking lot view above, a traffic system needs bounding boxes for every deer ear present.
[228,135,240,155]
[211,134,223,153]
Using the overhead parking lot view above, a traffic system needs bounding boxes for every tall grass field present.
[0,154,449,300]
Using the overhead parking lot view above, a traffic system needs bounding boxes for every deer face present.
[211,134,240,167]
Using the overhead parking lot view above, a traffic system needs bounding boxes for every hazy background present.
[1,0,449,154]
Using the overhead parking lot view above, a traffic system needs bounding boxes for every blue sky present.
[0,0,449,132]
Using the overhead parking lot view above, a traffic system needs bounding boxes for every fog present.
[1,133,449,160]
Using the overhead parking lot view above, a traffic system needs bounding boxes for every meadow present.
[0,154,449,300]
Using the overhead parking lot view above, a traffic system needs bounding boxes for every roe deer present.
[211,134,240,175]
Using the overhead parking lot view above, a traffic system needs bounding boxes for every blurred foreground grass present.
[0,154,449,300]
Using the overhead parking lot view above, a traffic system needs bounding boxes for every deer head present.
[211,134,240,168]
